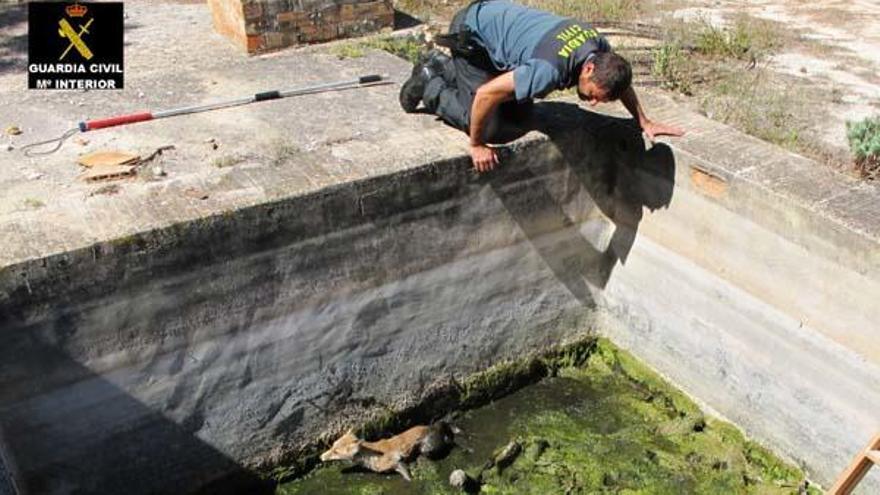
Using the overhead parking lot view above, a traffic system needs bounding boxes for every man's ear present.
[581,61,595,80]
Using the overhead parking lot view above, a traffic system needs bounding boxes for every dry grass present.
[521,0,641,22]
[23,198,45,209]
[647,14,828,157]
[698,68,806,150]
[211,154,247,168]
[392,0,469,23]
[394,0,642,24]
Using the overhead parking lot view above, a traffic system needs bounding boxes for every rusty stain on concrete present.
[690,166,727,199]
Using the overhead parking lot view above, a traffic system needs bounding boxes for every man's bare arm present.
[620,86,685,141]
[469,71,516,172]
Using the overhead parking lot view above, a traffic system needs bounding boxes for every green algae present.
[277,339,819,494]
[266,338,599,484]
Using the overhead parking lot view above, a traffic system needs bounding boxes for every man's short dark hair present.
[591,51,632,100]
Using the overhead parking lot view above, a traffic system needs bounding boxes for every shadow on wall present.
[488,101,676,305]
[0,324,275,495]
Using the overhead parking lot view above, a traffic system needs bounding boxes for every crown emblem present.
[66,3,88,18]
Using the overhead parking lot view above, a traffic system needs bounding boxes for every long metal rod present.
[22,75,387,156]
[79,75,385,131]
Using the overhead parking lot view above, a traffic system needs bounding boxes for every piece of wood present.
[828,433,880,495]
[78,164,136,182]
[866,450,880,465]
[77,150,140,168]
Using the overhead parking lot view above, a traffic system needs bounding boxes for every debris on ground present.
[79,164,137,182]
[77,150,140,168]
[183,187,209,200]
[77,150,140,182]
[88,184,122,197]
[5,126,22,136]
[26,172,44,181]
[492,440,522,472]
[75,146,175,183]
[524,438,549,461]
[5,144,13,152]
[449,469,468,488]
[140,145,175,164]
[137,163,168,181]
[74,137,90,146]
[448,468,478,492]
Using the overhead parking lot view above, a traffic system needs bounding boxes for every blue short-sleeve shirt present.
[464,1,611,102]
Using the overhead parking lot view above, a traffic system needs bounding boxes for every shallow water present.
[278,342,815,495]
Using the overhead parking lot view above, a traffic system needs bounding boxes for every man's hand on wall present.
[640,119,685,142]
[471,144,500,172]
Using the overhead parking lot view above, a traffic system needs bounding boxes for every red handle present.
[81,112,154,131]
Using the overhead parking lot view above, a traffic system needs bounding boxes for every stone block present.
[208,0,394,54]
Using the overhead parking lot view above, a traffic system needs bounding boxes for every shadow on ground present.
[393,9,422,30]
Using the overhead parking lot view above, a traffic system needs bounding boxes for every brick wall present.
[208,0,394,54]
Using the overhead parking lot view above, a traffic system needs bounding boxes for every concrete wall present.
[594,93,880,492]
[0,97,878,493]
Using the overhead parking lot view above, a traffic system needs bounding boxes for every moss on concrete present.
[265,337,598,484]
[278,338,819,494]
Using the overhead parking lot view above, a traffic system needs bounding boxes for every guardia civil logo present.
[28,2,124,90]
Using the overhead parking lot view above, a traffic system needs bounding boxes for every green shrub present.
[700,17,779,60]
[651,42,697,95]
[847,116,880,178]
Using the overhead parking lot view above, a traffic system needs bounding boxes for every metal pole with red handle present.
[22,75,386,156]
